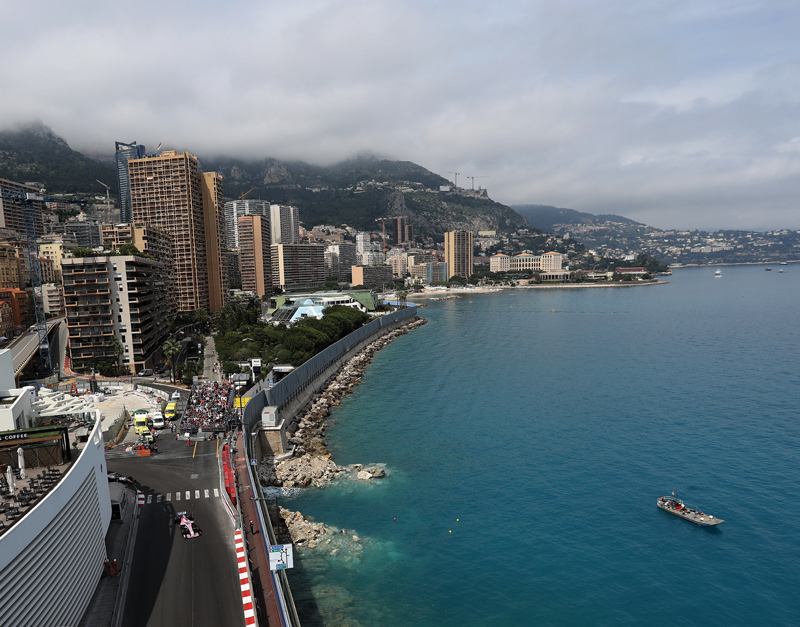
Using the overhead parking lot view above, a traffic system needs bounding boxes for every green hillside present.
[0,122,116,194]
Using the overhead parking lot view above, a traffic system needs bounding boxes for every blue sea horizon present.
[277,265,800,626]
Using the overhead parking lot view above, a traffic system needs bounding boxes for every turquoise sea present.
[275,265,800,626]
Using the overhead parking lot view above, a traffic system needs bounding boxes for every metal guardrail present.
[237,308,418,626]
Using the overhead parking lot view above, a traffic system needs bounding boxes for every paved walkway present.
[78,485,138,627]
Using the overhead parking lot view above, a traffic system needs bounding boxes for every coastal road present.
[109,434,243,627]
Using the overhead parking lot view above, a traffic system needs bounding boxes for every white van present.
[150,411,165,429]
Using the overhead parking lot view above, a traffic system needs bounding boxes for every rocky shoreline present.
[258,315,427,546]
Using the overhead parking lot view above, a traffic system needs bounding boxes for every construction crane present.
[96,180,112,223]
[239,187,256,201]
[466,175,489,190]
[0,189,86,376]
[445,171,461,187]
[374,217,388,253]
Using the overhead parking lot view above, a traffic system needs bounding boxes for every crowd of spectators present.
[182,381,233,432]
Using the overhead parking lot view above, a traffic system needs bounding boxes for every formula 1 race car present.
[175,511,202,538]
[107,472,135,486]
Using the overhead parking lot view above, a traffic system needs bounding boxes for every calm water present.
[275,265,800,626]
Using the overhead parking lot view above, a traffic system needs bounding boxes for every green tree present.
[106,336,124,372]
[162,338,181,383]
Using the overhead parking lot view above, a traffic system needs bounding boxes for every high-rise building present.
[269,204,300,244]
[115,141,147,224]
[271,243,326,291]
[238,215,272,297]
[128,150,227,313]
[356,232,370,253]
[62,255,171,373]
[351,265,393,289]
[325,243,357,281]
[444,230,474,279]
[0,178,45,236]
[224,199,270,249]
[47,221,103,249]
[200,172,228,313]
[392,216,413,245]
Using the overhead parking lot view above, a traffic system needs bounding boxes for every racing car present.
[107,472,135,486]
[175,511,202,538]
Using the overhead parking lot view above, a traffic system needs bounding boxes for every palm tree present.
[162,338,181,383]
[191,308,210,333]
[106,336,124,375]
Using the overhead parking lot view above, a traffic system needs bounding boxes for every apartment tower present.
[128,150,227,313]
[238,215,272,297]
[392,216,413,245]
[224,199,270,249]
[269,204,300,244]
[444,230,474,279]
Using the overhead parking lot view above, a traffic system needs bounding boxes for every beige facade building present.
[101,223,173,264]
[238,215,272,297]
[62,255,171,374]
[489,251,566,273]
[0,300,13,339]
[444,231,474,279]
[128,150,227,313]
[0,244,20,289]
[39,236,78,282]
[271,244,326,292]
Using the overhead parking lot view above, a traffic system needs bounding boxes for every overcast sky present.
[2,0,799,230]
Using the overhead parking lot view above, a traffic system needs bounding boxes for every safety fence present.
[242,307,417,430]
[235,307,418,627]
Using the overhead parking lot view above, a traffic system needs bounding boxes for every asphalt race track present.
[109,433,243,627]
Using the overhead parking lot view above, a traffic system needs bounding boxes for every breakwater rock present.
[270,505,366,553]
[261,453,346,488]
[259,316,427,488]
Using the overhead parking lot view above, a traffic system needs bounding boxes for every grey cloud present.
[1,0,798,230]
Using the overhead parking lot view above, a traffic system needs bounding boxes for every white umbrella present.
[17,447,26,479]
[6,465,14,496]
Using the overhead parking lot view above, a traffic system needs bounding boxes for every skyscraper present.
[115,141,147,223]
[128,150,227,312]
[269,204,300,244]
[238,215,272,297]
[444,230,474,279]
[392,216,413,245]
[224,199,271,249]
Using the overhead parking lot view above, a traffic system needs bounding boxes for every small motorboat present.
[657,494,723,526]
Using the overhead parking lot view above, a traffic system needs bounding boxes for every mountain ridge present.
[0,122,529,240]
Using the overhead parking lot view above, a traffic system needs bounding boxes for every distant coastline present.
[408,280,668,301]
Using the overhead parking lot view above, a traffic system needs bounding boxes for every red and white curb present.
[137,491,145,508]
[235,530,257,626]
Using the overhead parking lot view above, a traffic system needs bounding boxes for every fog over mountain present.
[2,1,799,231]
